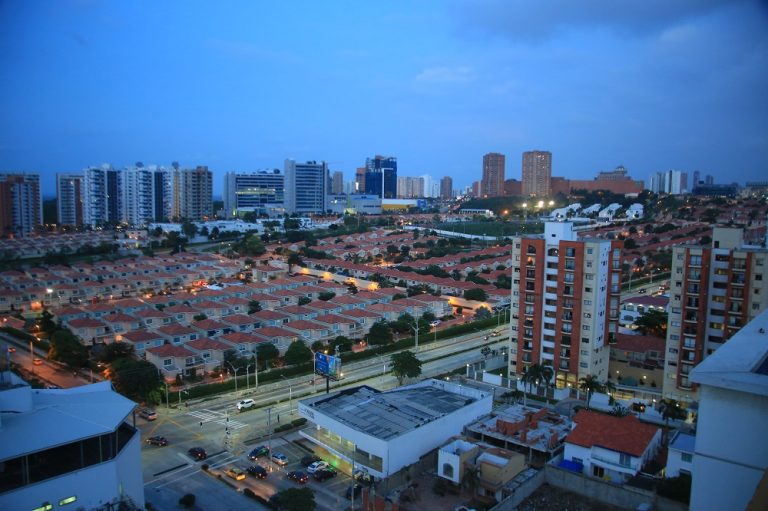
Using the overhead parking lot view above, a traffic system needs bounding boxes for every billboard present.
[315,352,341,380]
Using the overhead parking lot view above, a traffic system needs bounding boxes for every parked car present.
[429,320,440,327]
[247,465,268,479]
[188,447,207,461]
[271,452,288,466]
[139,408,157,421]
[354,469,375,485]
[287,470,309,484]
[306,460,329,474]
[346,483,363,499]
[313,468,337,482]
[301,454,321,467]
[145,436,168,446]
[33,358,43,366]
[225,467,247,481]
[237,398,256,411]
[248,445,270,460]
[7,346,16,353]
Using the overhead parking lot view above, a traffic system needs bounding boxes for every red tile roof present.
[614,333,666,354]
[146,344,195,357]
[186,337,232,351]
[566,410,660,457]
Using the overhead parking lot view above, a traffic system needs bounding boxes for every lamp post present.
[410,322,420,352]
[254,350,259,390]
[226,362,241,393]
[281,375,293,415]
[245,363,254,391]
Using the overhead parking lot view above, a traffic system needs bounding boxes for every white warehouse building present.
[0,376,144,510]
[297,379,493,480]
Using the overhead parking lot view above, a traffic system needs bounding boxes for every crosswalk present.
[187,408,248,431]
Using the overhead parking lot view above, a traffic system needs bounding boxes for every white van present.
[237,399,255,411]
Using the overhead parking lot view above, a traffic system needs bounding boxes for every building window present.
[442,463,454,478]
[619,453,631,467]
[682,453,693,463]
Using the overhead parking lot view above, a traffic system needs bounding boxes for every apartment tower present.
[509,222,621,388]
[364,156,397,199]
[0,173,41,236]
[663,227,768,403]
[440,176,453,200]
[83,165,122,227]
[522,150,552,197]
[56,173,84,227]
[481,153,505,197]
[173,166,213,221]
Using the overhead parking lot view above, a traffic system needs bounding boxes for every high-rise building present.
[419,175,437,198]
[481,153,505,197]
[396,176,424,198]
[648,169,687,195]
[56,173,84,227]
[355,167,366,193]
[0,173,41,236]
[173,166,213,221]
[364,156,397,198]
[663,227,768,403]
[331,171,344,195]
[440,176,453,200]
[122,165,171,226]
[83,165,121,227]
[284,159,328,214]
[509,222,622,387]
[692,170,700,188]
[522,150,552,197]
[223,170,285,218]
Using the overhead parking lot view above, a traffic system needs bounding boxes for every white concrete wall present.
[690,384,768,511]
[665,449,692,478]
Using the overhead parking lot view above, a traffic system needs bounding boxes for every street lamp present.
[226,362,241,393]
[410,322,420,352]
[281,375,293,415]
[245,363,254,391]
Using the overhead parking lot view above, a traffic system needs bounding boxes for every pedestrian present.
[277,414,280,423]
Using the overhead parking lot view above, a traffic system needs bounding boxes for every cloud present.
[414,66,476,83]
[456,0,741,41]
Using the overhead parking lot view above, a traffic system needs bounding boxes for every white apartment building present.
[284,159,328,214]
[122,165,172,226]
[56,173,84,227]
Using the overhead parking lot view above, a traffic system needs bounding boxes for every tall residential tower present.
[0,173,41,236]
[522,150,552,197]
[481,153,505,197]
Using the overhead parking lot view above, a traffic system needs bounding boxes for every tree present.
[609,403,630,417]
[329,335,352,353]
[284,340,313,366]
[462,465,480,497]
[464,288,488,301]
[98,342,135,363]
[578,374,602,409]
[48,330,88,370]
[109,358,162,403]
[521,364,553,402]
[390,350,422,385]
[298,296,312,306]
[278,487,316,511]
[287,252,303,273]
[474,305,492,320]
[634,309,668,338]
[659,399,687,424]
[39,310,57,333]
[256,343,280,369]
[181,220,197,239]
[367,320,393,345]
[193,313,208,322]
[248,300,262,314]
[317,291,335,301]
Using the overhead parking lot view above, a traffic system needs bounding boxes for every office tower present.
[522,150,552,197]
[0,173,41,236]
[355,167,366,193]
[509,222,622,387]
[692,170,700,188]
[471,181,480,197]
[648,170,687,195]
[440,176,453,200]
[56,173,84,227]
[83,165,121,226]
[331,171,344,195]
[284,159,328,214]
[705,174,714,185]
[122,165,171,226]
[223,170,285,218]
[364,155,397,198]
[663,227,768,403]
[481,153,505,197]
[419,175,436,198]
[172,166,213,221]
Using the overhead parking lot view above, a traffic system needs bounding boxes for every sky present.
[1,0,766,197]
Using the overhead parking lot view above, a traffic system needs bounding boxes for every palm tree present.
[522,363,554,402]
[462,465,480,497]
[579,374,602,409]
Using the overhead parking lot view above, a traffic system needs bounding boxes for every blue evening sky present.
[1,0,766,196]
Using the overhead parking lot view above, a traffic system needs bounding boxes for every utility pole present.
[410,323,419,352]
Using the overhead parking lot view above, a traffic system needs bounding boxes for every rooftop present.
[566,410,660,457]
[302,380,486,441]
[669,431,696,454]
[691,309,768,397]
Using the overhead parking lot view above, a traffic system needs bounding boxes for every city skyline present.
[1,1,767,196]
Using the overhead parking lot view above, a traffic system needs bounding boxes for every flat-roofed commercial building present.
[0,375,144,510]
[298,379,492,479]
